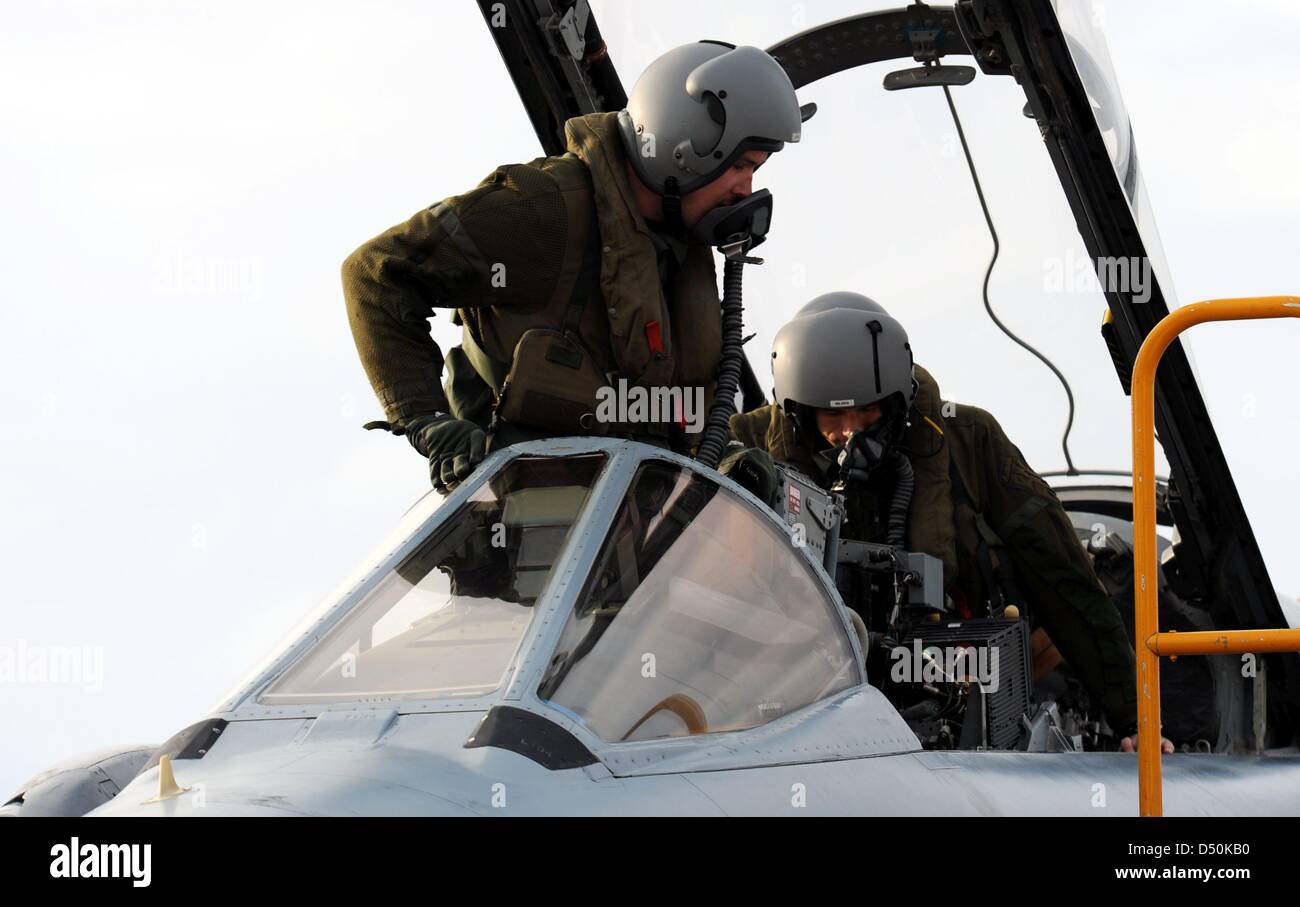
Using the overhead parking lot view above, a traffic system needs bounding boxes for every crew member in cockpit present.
[343,42,814,493]
[728,291,1172,753]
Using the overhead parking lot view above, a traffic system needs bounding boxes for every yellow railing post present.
[1131,295,1300,816]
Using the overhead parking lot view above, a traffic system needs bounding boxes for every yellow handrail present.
[1148,628,1300,657]
[1131,295,1300,816]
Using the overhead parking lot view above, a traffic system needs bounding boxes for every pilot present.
[729,292,1173,753]
[343,42,815,492]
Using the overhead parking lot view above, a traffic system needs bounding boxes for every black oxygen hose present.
[887,450,914,548]
[695,257,746,470]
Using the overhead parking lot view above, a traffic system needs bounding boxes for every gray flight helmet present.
[617,42,814,196]
[796,291,888,318]
[772,306,917,419]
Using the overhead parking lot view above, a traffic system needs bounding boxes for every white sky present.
[2,0,1298,790]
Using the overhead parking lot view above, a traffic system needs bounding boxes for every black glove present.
[404,414,488,493]
[718,445,780,508]
[835,429,888,484]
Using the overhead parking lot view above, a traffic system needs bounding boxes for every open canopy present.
[473,0,1297,712]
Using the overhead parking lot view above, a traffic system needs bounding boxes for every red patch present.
[788,485,802,514]
[644,320,663,355]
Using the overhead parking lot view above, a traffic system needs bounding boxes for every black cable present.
[887,451,914,548]
[695,257,746,469]
[941,83,1079,475]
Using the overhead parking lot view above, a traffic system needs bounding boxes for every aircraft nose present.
[89,768,486,817]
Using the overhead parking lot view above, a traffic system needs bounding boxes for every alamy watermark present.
[890,638,1000,693]
[152,254,259,303]
[1043,250,1152,304]
[594,378,705,433]
[0,639,104,693]
[49,837,150,887]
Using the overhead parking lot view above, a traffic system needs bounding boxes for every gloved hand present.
[835,429,889,484]
[403,414,488,493]
[718,445,780,508]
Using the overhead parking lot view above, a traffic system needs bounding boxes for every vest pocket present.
[495,327,610,436]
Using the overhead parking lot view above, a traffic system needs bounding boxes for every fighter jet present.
[6,0,1299,817]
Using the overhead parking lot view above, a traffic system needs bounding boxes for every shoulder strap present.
[553,155,599,338]
[558,212,599,337]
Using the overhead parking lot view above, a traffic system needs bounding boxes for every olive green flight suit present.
[730,370,1138,735]
[342,111,725,450]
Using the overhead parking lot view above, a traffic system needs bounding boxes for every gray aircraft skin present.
[9,438,1300,817]
[7,1,1300,816]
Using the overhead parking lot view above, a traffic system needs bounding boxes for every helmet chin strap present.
[660,176,688,239]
